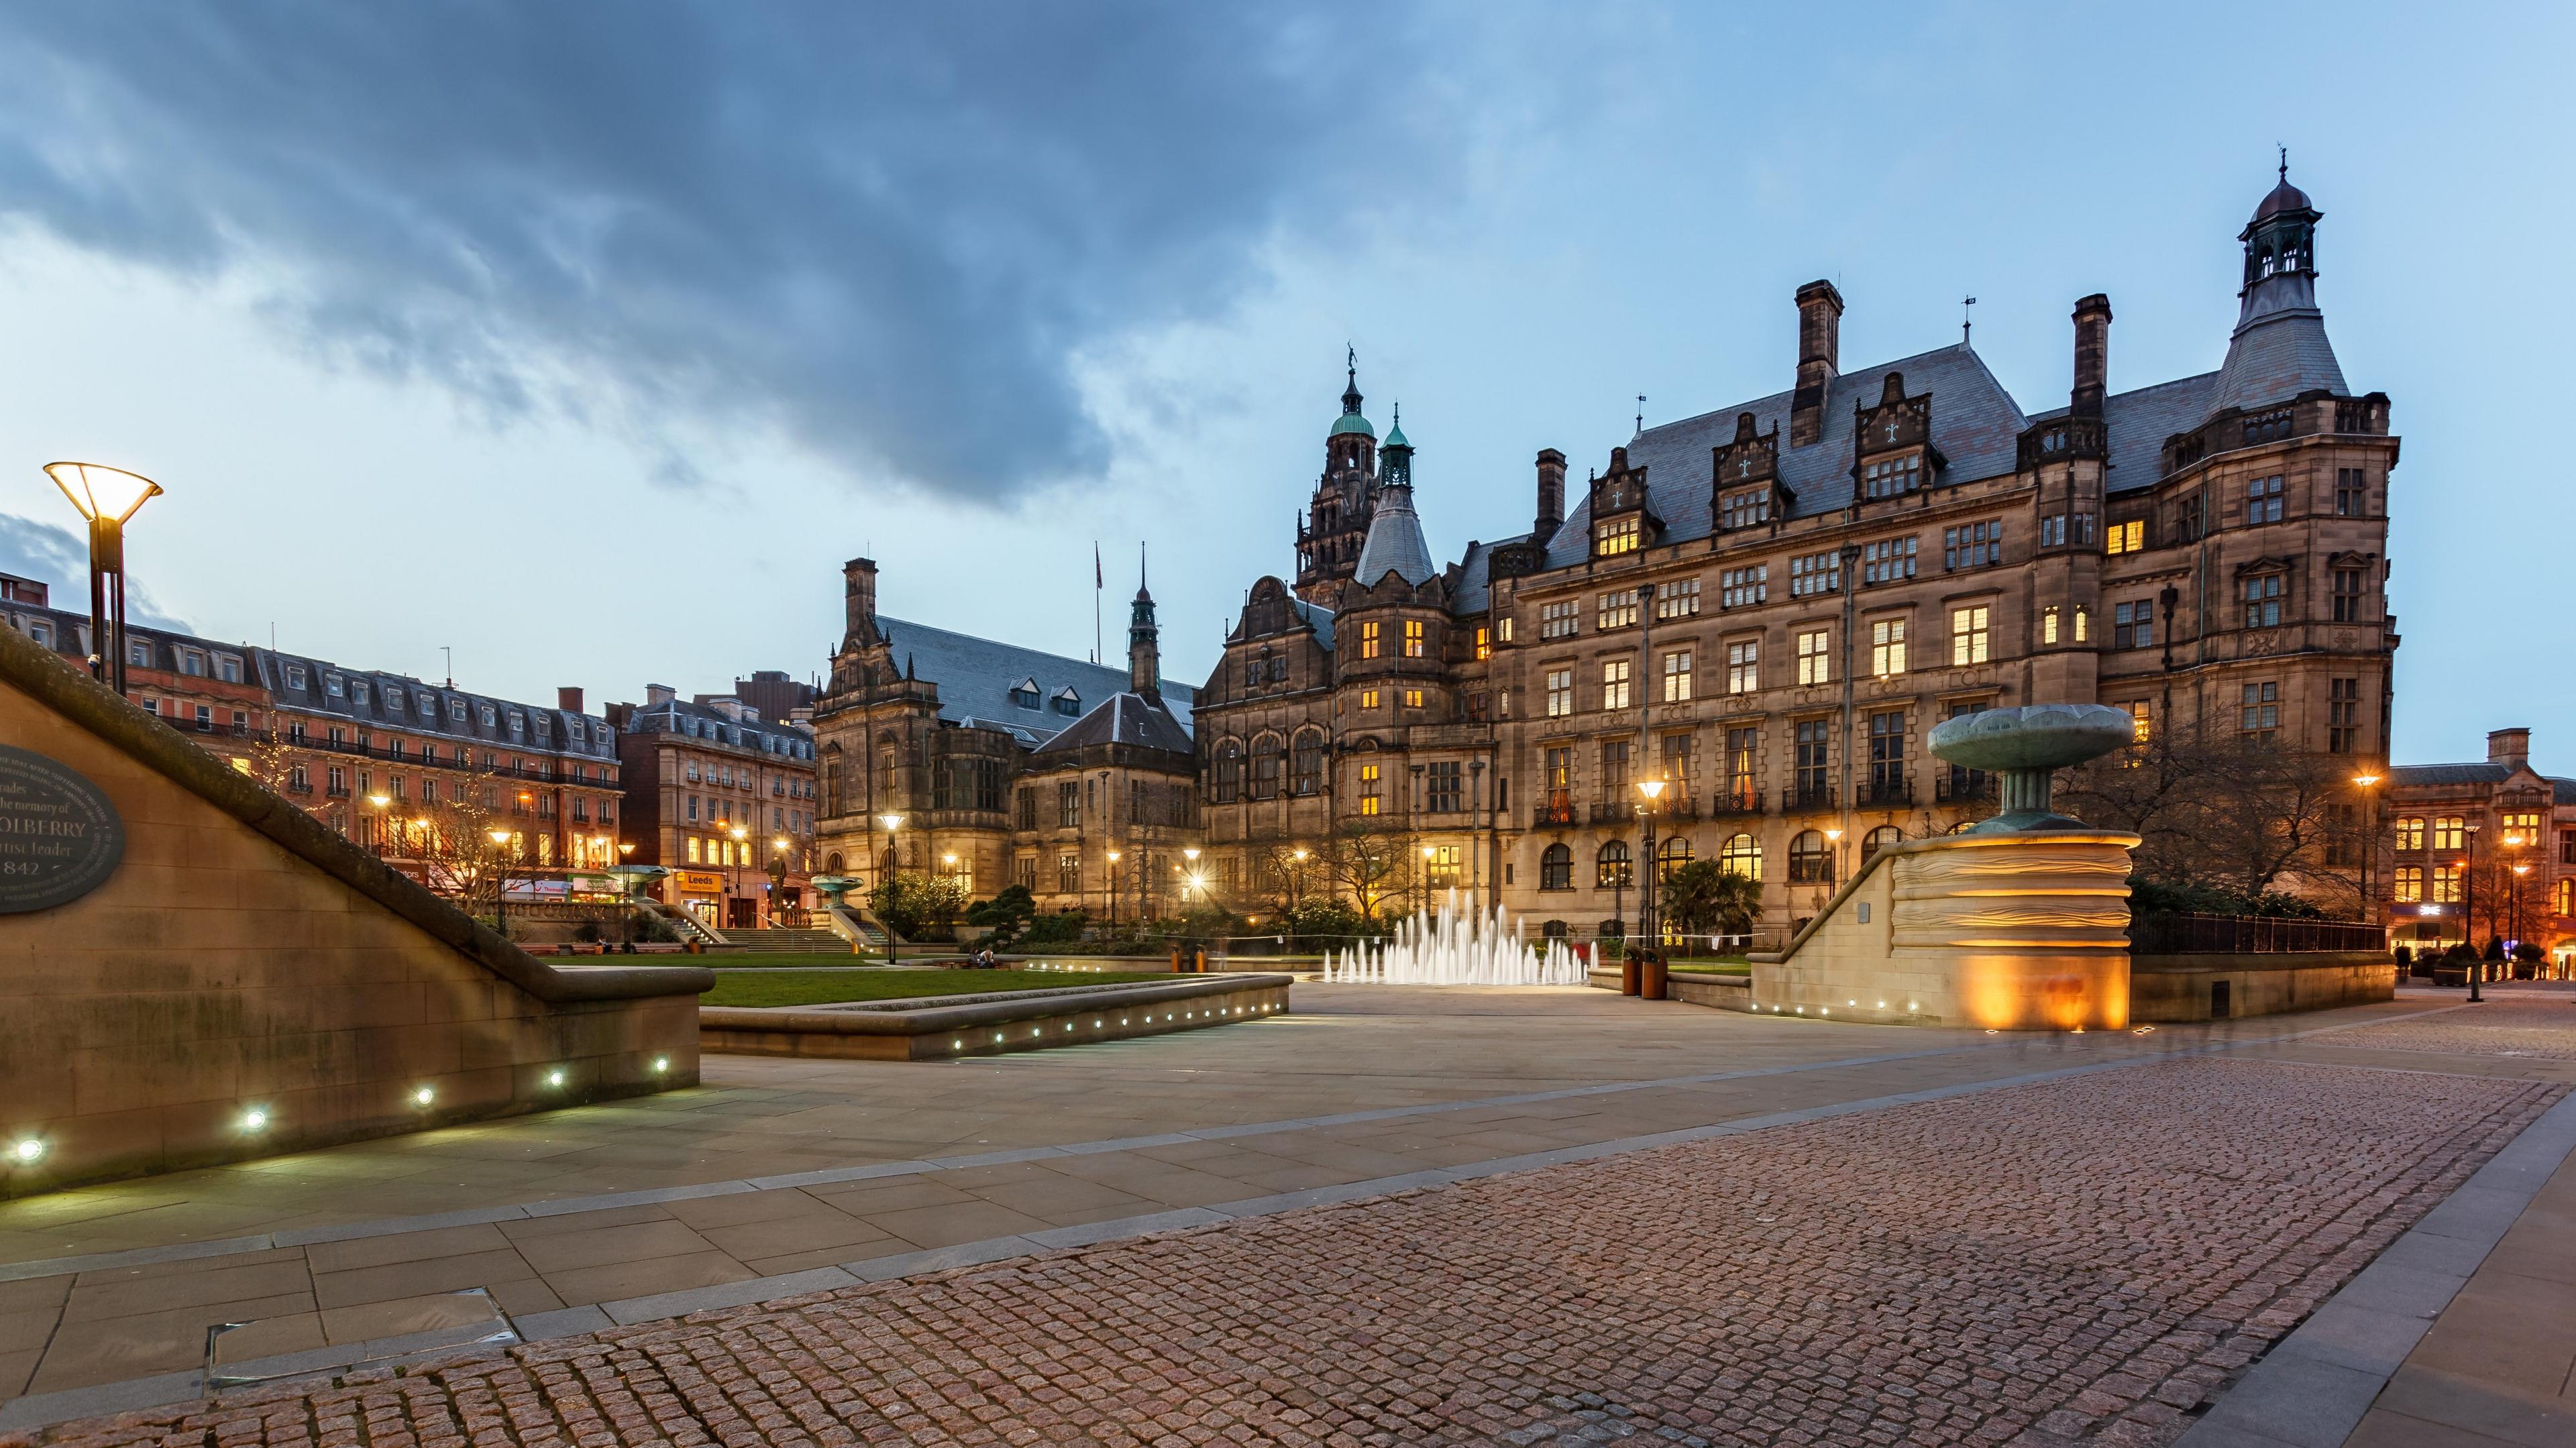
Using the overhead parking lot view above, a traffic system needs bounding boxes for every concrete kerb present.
[2174,1085,2576,1448]
[0,1000,2475,1434]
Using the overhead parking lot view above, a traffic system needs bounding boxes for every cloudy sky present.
[0,3,2563,763]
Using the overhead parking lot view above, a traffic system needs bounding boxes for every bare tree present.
[1315,820,1418,919]
[2059,722,2366,909]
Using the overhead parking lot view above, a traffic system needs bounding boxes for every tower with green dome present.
[1295,348,1384,606]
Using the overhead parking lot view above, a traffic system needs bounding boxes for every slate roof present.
[2389,762,2576,804]
[2031,372,2220,498]
[258,648,617,761]
[1542,343,2029,568]
[1353,484,1436,588]
[1030,689,1195,759]
[875,615,1195,748]
[1286,596,1336,652]
[2208,302,2348,419]
[1448,537,1511,616]
[620,696,814,760]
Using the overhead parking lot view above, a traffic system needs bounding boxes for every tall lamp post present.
[487,827,515,941]
[46,462,164,697]
[1183,846,1202,917]
[2350,773,2382,927]
[2463,822,2483,1002]
[1105,849,1122,928]
[771,835,792,926]
[1419,844,1436,916]
[1637,778,1667,949]
[875,812,904,964]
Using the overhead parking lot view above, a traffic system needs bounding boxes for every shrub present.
[2514,941,2545,963]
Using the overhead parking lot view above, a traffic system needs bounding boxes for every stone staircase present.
[727,925,857,954]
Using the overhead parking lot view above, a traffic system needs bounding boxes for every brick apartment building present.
[606,685,818,929]
[0,571,623,887]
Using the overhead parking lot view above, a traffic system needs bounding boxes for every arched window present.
[1597,840,1633,889]
[1658,835,1694,881]
[1862,825,1903,865]
[1788,829,1833,884]
[1250,734,1285,800]
[1211,740,1244,803]
[824,852,844,873]
[1539,843,1573,891]
[1292,730,1326,796]
[1719,833,1762,882]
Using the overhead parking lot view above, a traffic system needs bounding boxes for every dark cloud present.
[0,3,1446,503]
[0,513,193,631]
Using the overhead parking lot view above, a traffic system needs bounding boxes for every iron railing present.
[2129,911,2387,955]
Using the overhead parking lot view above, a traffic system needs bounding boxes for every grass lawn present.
[702,968,1169,1009]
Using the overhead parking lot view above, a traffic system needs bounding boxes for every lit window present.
[1597,591,1639,630]
[687,837,702,863]
[1545,669,1573,718]
[1360,622,1380,659]
[1726,641,1758,696]
[2393,817,2424,851]
[1719,833,1762,882]
[1595,516,1641,555]
[1403,620,1424,658]
[2074,607,2089,643]
[2432,865,2461,904]
[1949,606,1989,666]
[2125,701,2151,744]
[2042,606,2060,645]
[1358,763,1382,816]
[2106,520,2144,555]
[1360,689,1381,710]
[1601,659,1631,711]
[1664,651,1693,703]
[2432,816,2464,852]
[2392,867,2422,903]
[1869,619,1907,677]
[1796,629,1831,687]
[1474,626,1491,661]
[1403,689,1424,709]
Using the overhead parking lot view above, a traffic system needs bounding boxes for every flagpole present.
[1093,542,1104,663]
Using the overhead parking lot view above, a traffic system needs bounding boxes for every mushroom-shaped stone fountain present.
[1928,704,2138,834]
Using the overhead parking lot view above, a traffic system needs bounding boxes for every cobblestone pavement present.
[12,1057,2556,1448]
[2326,999,2576,1059]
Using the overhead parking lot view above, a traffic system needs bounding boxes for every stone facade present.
[604,688,818,929]
[1196,170,2398,942]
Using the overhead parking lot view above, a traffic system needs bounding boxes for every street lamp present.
[729,824,749,931]
[45,462,163,697]
[1637,778,1667,950]
[2351,773,2383,929]
[486,827,515,940]
[1823,826,1845,889]
[366,792,393,856]
[1419,844,1436,917]
[875,812,904,962]
[1106,849,1122,928]
[1183,846,1203,917]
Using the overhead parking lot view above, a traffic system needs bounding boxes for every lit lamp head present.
[1291,847,1308,862]
[731,826,748,842]
[1106,850,1122,863]
[1184,847,1201,862]
[942,852,957,867]
[367,793,391,808]
[488,828,513,848]
[2351,773,2381,788]
[1636,779,1666,803]
[774,836,789,852]
[877,812,903,832]
[46,461,163,533]
[1823,827,1844,843]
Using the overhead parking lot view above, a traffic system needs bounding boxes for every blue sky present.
[0,3,2562,765]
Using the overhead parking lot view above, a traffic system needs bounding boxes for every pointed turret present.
[1128,557,1161,698]
[1354,408,1435,588]
[2208,159,2348,416]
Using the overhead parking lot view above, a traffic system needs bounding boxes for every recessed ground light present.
[1819,1008,1829,1016]
[9,1138,43,1165]
[413,1086,436,1107]
[241,1107,270,1132]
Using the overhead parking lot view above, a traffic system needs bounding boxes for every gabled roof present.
[2389,762,2576,803]
[1544,343,2029,567]
[1447,535,1527,616]
[2036,371,2221,498]
[1030,689,1195,759]
[876,615,1195,747]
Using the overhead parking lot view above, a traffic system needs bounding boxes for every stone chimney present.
[1534,448,1566,539]
[1790,280,1843,447]
[842,557,881,648]
[645,683,676,707]
[2072,294,2112,419]
[557,686,584,714]
[2488,727,2531,770]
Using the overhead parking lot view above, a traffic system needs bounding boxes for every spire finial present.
[1962,295,1976,345]
[2278,143,2288,182]
[1139,540,1147,594]
[1392,399,1400,429]
[1346,343,1356,390]
[1635,394,1645,435]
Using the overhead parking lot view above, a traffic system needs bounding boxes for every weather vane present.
[1962,296,1977,345]
[1635,394,1646,435]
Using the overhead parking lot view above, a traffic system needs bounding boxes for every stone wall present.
[2131,952,2396,1022]
[0,625,709,1196]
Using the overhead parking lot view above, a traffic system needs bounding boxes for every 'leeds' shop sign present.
[0,744,124,912]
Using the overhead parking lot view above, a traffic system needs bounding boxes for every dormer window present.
[1594,515,1641,556]
[285,664,309,689]
[384,689,403,712]
[351,680,369,705]
[449,698,468,721]
[1719,488,1770,531]
[1053,687,1081,716]
[1008,678,1040,708]
[479,704,497,727]
[1862,455,1920,500]
[323,673,344,698]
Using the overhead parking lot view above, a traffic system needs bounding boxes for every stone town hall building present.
[816,170,2398,939]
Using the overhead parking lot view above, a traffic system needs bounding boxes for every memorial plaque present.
[0,744,124,912]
